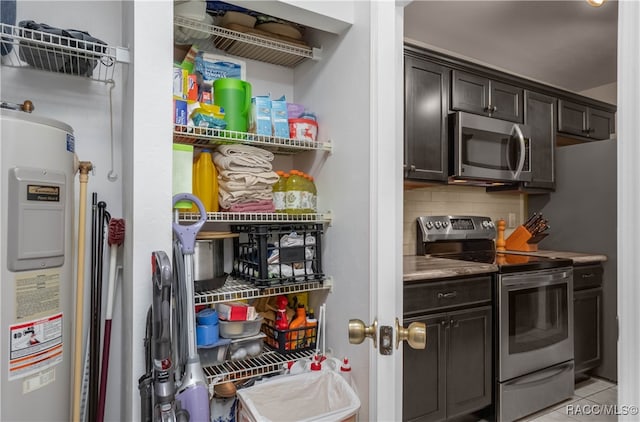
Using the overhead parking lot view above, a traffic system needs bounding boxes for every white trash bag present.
[237,371,360,422]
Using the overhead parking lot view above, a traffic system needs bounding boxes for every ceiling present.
[404,0,618,93]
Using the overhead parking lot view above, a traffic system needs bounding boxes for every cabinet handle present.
[410,164,416,172]
[441,320,448,327]
[492,106,498,113]
[581,273,595,278]
[437,291,457,299]
[484,105,493,112]
[450,319,456,327]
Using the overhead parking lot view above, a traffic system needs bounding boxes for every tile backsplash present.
[404,184,526,255]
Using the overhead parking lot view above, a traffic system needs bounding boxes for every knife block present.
[505,225,548,252]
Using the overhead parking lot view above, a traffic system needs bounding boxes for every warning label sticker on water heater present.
[15,270,60,321]
[9,313,63,381]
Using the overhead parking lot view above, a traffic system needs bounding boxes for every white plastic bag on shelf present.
[266,232,316,278]
[237,371,360,422]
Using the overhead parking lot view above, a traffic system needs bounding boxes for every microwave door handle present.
[511,124,526,179]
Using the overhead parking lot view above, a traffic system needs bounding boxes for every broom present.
[96,218,125,422]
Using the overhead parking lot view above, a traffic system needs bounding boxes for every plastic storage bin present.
[198,338,231,366]
[261,318,317,353]
[227,333,266,360]
[219,315,263,339]
[237,371,360,422]
[231,224,324,287]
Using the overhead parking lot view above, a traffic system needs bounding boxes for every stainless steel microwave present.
[451,112,532,183]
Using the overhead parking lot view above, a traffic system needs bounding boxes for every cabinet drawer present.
[404,276,492,315]
[573,264,603,291]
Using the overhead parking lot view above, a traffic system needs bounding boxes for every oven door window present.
[461,127,528,172]
[508,284,568,354]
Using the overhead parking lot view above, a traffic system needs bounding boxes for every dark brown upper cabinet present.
[451,70,524,123]
[523,91,557,191]
[404,53,450,182]
[558,99,615,141]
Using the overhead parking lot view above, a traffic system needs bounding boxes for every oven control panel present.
[417,215,496,243]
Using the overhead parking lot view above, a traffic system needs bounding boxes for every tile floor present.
[517,377,619,421]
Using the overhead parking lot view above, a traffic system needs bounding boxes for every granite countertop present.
[403,255,498,282]
[505,249,607,264]
[404,249,606,282]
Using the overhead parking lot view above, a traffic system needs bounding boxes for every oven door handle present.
[505,361,574,390]
[511,124,526,180]
[501,270,571,288]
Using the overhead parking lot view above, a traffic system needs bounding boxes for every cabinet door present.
[446,306,492,419]
[558,100,588,136]
[403,313,447,422]
[404,55,449,181]
[588,108,615,140]
[451,70,489,116]
[490,80,524,123]
[574,288,602,373]
[524,91,556,190]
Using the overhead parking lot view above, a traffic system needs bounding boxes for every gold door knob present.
[395,318,426,350]
[348,319,378,348]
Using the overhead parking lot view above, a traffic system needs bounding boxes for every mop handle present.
[171,193,206,254]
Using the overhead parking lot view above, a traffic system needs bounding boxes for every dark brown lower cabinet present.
[573,264,603,375]
[403,306,492,422]
[574,288,602,373]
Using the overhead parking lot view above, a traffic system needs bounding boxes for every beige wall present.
[404,185,526,255]
[580,82,617,105]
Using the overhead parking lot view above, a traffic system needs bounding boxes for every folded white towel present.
[218,170,280,185]
[217,144,274,162]
[213,152,272,172]
[219,179,273,193]
[219,186,273,209]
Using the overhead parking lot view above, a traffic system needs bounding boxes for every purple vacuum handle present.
[172,193,206,255]
[176,385,210,422]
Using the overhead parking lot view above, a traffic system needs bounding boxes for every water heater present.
[0,107,76,420]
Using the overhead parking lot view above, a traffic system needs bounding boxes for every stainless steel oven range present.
[417,216,574,422]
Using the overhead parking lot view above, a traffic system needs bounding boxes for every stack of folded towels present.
[213,144,279,212]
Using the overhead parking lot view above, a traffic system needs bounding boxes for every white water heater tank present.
[0,107,76,421]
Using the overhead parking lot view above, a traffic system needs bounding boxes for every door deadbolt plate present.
[379,325,393,355]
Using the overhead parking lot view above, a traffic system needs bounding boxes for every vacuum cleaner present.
[139,193,209,421]
[153,250,189,421]
[172,193,210,421]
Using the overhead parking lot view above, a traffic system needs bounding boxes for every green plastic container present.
[213,78,252,134]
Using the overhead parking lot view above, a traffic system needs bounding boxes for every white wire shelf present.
[194,277,329,305]
[203,347,314,389]
[0,23,130,83]
[174,16,316,68]
[178,211,332,224]
[173,125,331,154]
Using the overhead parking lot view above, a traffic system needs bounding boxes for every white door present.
[296,1,410,420]
[368,1,406,421]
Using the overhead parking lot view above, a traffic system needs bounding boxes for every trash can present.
[236,371,360,422]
